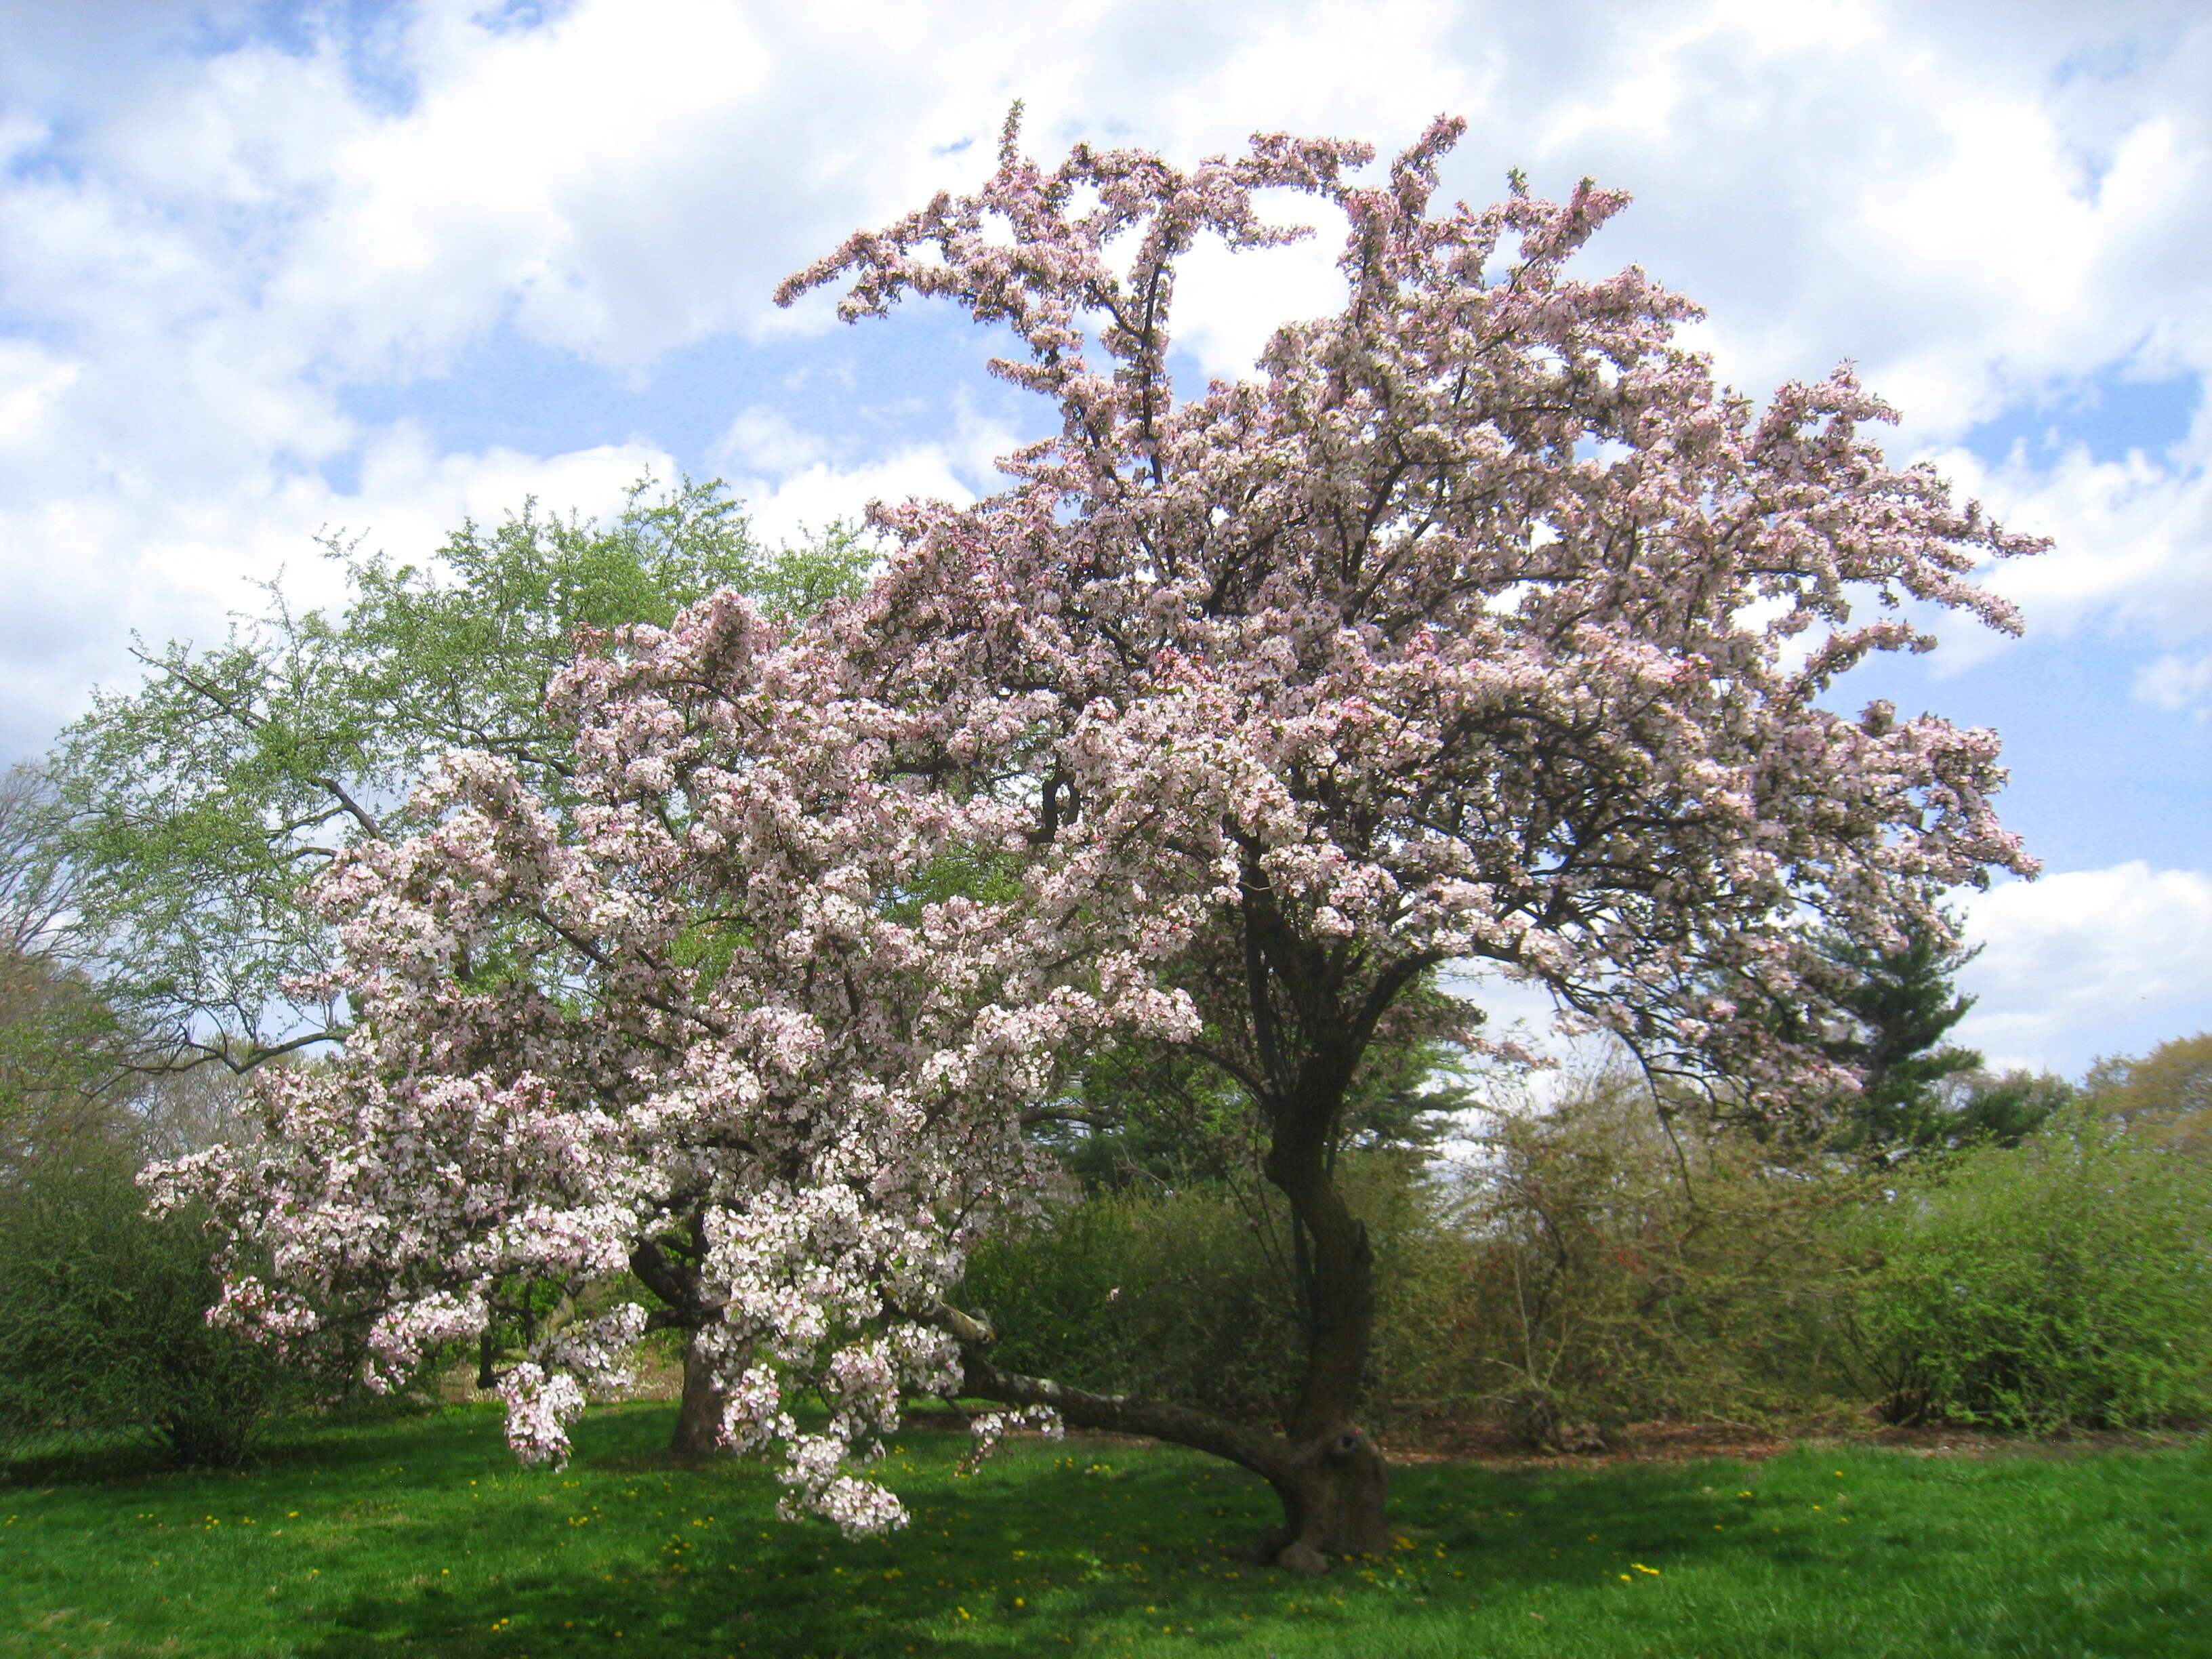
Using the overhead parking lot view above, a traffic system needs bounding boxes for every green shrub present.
[961,1183,1303,1424]
[962,1082,1875,1444]
[0,1124,300,1467]
[965,1057,2212,1448]
[1431,1067,1870,1446]
[1851,1107,2212,1431]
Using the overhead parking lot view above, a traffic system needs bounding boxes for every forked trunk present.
[669,1326,726,1458]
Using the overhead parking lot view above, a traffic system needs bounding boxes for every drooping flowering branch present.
[151,591,1199,1529]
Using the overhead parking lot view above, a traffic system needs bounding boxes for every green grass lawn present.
[1,1404,2205,1658]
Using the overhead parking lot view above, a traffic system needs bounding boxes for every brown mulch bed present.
[1376,1415,1797,1468]
[458,1370,2194,1470]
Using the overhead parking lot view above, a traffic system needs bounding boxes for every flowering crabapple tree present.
[147,616,1196,1532]
[155,112,2042,1573]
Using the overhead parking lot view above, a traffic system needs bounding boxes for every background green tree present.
[1814,919,1983,1149]
[45,476,870,1073]
[2083,1031,2212,1155]
[0,768,299,1467]
[1750,915,2068,1162]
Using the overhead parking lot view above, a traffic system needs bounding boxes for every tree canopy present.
[152,117,2042,1569]
[47,478,869,1071]
[2087,1031,2212,1154]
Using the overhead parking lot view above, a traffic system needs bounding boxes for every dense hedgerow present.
[1851,1107,2212,1431]
[968,1059,2212,1445]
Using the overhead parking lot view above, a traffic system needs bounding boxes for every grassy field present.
[1,1404,2205,1658]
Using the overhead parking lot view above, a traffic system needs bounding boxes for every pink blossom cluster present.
[782,112,2040,1103]
[497,1363,588,1467]
[957,1405,1065,1476]
[151,592,1189,1515]
[152,116,2039,1527]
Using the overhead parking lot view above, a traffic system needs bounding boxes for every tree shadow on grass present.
[287,1410,1783,1659]
[0,1395,457,1490]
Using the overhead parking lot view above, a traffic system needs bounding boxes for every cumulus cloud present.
[2137,649,2212,715]
[4,4,2205,586]
[0,0,2207,1068]
[1948,437,2212,632]
[712,397,1023,546]
[1954,863,2212,1070]
[714,407,829,481]
[0,424,670,757]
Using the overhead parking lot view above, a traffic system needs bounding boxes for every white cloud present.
[276,0,783,375]
[714,399,1023,546]
[340,427,674,568]
[4,1,2204,396]
[1954,862,2212,1069]
[0,338,76,445]
[4,5,2205,489]
[0,428,672,756]
[1912,430,2212,674]
[0,18,2191,493]
[0,111,45,167]
[20,0,2192,419]
[713,407,828,480]
[2137,649,2212,715]
[0,1,2205,1082]
[733,450,977,548]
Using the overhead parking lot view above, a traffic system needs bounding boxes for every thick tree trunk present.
[1248,1427,1391,1572]
[669,1326,727,1458]
[1244,1181,1389,1566]
[942,895,1431,1572]
[1244,1056,1393,1568]
[628,1228,731,1460]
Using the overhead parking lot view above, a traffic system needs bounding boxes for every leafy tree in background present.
[2085,1031,2212,1154]
[1935,1065,2076,1151]
[0,764,76,964]
[46,476,871,1074]
[1043,1023,1470,1195]
[1814,918,1981,1145]
[1801,917,2067,1161]
[1,765,119,1167]
[0,771,292,1467]
[1020,1026,1470,1417]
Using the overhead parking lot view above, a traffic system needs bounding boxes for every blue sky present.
[1,0,2206,1076]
